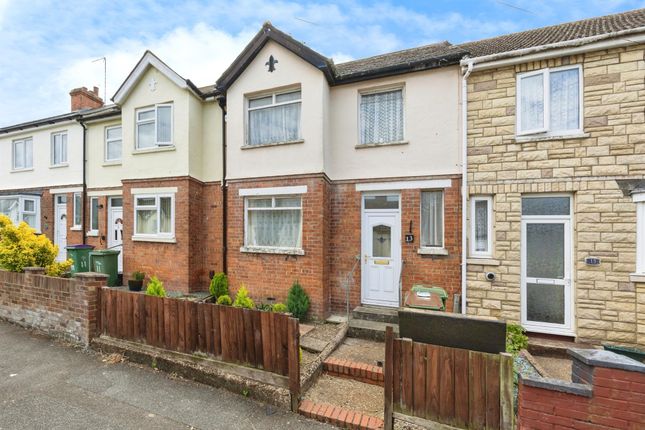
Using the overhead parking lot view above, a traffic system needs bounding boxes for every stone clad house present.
[461,9,645,346]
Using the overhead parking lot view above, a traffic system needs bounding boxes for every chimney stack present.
[70,86,104,111]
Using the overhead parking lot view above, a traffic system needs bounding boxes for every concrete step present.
[348,318,398,342]
[352,306,399,324]
[528,336,596,359]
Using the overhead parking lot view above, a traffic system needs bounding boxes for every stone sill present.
[102,161,122,167]
[240,246,305,256]
[514,132,590,143]
[10,168,34,173]
[629,273,645,283]
[132,145,176,155]
[241,139,304,150]
[86,231,99,237]
[132,235,176,244]
[417,247,448,256]
[467,258,500,266]
[355,140,408,149]
[49,163,69,169]
[70,226,82,231]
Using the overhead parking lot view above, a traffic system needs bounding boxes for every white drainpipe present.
[461,60,473,315]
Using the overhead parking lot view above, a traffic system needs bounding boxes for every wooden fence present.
[384,327,514,430]
[97,288,300,410]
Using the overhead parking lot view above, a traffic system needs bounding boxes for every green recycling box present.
[66,245,95,275]
[90,249,121,287]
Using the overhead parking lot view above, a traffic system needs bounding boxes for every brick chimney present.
[70,86,104,111]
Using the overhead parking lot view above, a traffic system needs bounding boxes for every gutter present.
[460,60,473,315]
[77,118,88,245]
[218,97,228,274]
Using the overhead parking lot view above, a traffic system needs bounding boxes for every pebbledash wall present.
[0,268,106,344]
[466,44,645,346]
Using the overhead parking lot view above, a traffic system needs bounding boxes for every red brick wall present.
[518,367,645,429]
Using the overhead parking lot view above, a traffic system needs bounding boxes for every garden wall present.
[518,348,645,429]
[0,268,106,345]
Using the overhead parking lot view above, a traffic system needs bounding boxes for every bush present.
[45,259,73,277]
[233,285,255,309]
[287,281,310,320]
[209,272,229,299]
[0,215,58,273]
[216,294,232,306]
[132,271,145,281]
[506,322,528,355]
[272,303,288,313]
[145,276,166,297]
[255,302,273,312]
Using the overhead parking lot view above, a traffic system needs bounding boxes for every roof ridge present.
[335,40,452,66]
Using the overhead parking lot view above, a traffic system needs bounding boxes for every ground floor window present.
[245,196,302,249]
[0,195,40,231]
[420,190,444,248]
[470,196,493,258]
[636,197,645,274]
[133,194,174,240]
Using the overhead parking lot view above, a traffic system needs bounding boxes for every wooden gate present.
[384,326,514,429]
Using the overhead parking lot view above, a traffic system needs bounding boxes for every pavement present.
[0,321,333,430]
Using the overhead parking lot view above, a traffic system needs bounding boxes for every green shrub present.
[132,271,145,281]
[272,303,288,313]
[0,214,58,273]
[506,322,528,355]
[233,285,255,309]
[216,294,232,306]
[45,259,73,277]
[287,281,310,320]
[209,272,229,299]
[145,276,166,297]
[256,302,273,312]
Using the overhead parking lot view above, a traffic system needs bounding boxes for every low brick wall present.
[0,268,107,345]
[518,348,645,429]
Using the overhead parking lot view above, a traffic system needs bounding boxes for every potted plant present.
[128,271,145,292]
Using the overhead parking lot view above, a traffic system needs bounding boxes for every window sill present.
[514,132,589,143]
[241,139,304,149]
[132,146,175,155]
[240,246,305,256]
[467,258,500,266]
[49,163,69,169]
[417,247,448,256]
[11,168,33,173]
[132,235,177,244]
[70,226,82,231]
[629,273,645,283]
[355,140,408,149]
[102,161,122,167]
[86,231,99,237]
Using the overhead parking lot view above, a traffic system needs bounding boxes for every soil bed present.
[304,374,384,417]
[331,338,384,365]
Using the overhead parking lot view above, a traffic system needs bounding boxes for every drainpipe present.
[218,97,227,273]
[77,117,88,245]
[461,60,473,315]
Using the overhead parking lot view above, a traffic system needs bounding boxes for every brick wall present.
[466,45,645,345]
[0,268,106,344]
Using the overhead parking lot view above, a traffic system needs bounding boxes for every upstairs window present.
[0,195,40,231]
[245,196,302,249]
[421,190,444,248]
[136,104,172,149]
[517,66,581,136]
[247,90,301,146]
[359,88,404,145]
[51,132,68,166]
[105,125,122,161]
[12,137,33,170]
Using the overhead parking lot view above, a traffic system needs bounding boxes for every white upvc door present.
[521,195,574,336]
[108,197,124,273]
[54,196,67,262]
[361,194,401,307]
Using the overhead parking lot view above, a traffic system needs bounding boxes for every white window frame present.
[135,103,173,149]
[12,137,33,170]
[105,125,122,162]
[636,198,645,275]
[246,88,302,146]
[244,195,303,251]
[72,192,82,229]
[420,189,445,250]
[516,65,583,137]
[132,193,175,241]
[50,131,68,166]
[0,195,41,232]
[358,85,405,145]
[470,196,494,258]
[88,196,99,235]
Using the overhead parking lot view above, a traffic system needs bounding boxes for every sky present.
[0,0,643,127]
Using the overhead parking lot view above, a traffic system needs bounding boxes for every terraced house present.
[462,9,645,347]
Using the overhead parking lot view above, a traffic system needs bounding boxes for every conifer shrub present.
[145,276,167,297]
[216,294,232,306]
[287,281,310,320]
[209,272,229,299]
[233,285,255,309]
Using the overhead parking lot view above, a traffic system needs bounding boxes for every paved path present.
[0,321,332,430]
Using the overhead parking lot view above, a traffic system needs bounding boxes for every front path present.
[0,321,332,430]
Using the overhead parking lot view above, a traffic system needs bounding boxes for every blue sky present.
[1,0,643,126]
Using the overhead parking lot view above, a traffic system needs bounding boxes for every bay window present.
[359,88,404,145]
[136,104,173,149]
[247,89,301,146]
[517,65,582,136]
[12,137,33,170]
[105,125,122,161]
[420,190,444,249]
[134,194,174,240]
[245,196,302,250]
[470,196,493,258]
[51,131,68,166]
[0,195,40,231]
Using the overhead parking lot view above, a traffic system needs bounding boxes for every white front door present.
[108,197,124,273]
[361,194,401,307]
[521,195,574,336]
[54,195,67,262]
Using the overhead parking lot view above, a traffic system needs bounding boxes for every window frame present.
[0,195,41,232]
[245,88,302,146]
[135,103,173,150]
[358,85,406,145]
[636,200,645,275]
[132,193,175,241]
[419,189,445,250]
[88,196,100,234]
[243,195,303,251]
[470,195,494,258]
[12,137,33,171]
[105,125,123,162]
[72,192,82,229]
[50,131,68,167]
[516,64,583,137]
